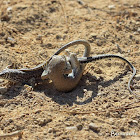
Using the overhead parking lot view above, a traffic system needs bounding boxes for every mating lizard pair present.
[0,40,138,97]
[0,40,90,86]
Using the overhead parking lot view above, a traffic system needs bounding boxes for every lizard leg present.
[63,51,81,78]
[68,53,80,78]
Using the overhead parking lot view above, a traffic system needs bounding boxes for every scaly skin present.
[0,40,91,84]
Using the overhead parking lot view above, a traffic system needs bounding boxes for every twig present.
[0,130,23,139]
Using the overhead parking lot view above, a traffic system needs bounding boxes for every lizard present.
[41,53,139,98]
[41,53,83,92]
[0,40,91,86]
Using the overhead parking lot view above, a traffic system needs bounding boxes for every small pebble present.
[90,33,97,39]
[7,7,12,12]
[97,92,104,96]
[98,108,102,111]
[128,120,138,125]
[108,5,115,9]
[34,109,42,114]
[7,37,15,42]
[94,68,102,74]
[131,120,138,124]
[91,113,95,116]
[76,124,83,130]
[77,0,84,5]
[133,32,139,35]
[66,126,77,131]
[56,35,62,40]
[7,37,16,45]
[36,35,42,40]
[89,123,100,132]
[135,74,140,81]
[41,43,52,48]
[81,116,87,121]
[48,128,53,133]
[137,28,140,33]
[83,89,87,92]
[36,118,52,127]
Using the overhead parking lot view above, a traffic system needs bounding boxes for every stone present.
[41,43,52,48]
[7,7,12,12]
[36,35,42,40]
[128,120,138,126]
[90,33,97,39]
[97,92,104,96]
[7,37,15,42]
[76,124,83,130]
[83,89,87,92]
[135,74,140,81]
[137,27,140,32]
[36,118,52,127]
[48,128,53,133]
[66,126,77,131]
[89,123,100,133]
[56,35,62,40]
[108,5,115,9]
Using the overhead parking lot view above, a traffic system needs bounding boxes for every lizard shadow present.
[36,70,128,106]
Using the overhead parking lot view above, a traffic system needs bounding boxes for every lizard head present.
[41,55,71,80]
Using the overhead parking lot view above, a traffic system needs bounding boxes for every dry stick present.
[0,130,23,139]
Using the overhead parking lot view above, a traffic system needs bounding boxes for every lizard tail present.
[49,40,91,61]
[78,54,139,98]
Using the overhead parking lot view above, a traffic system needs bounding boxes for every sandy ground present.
[0,0,140,139]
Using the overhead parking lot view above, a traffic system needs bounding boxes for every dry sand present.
[0,0,140,139]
